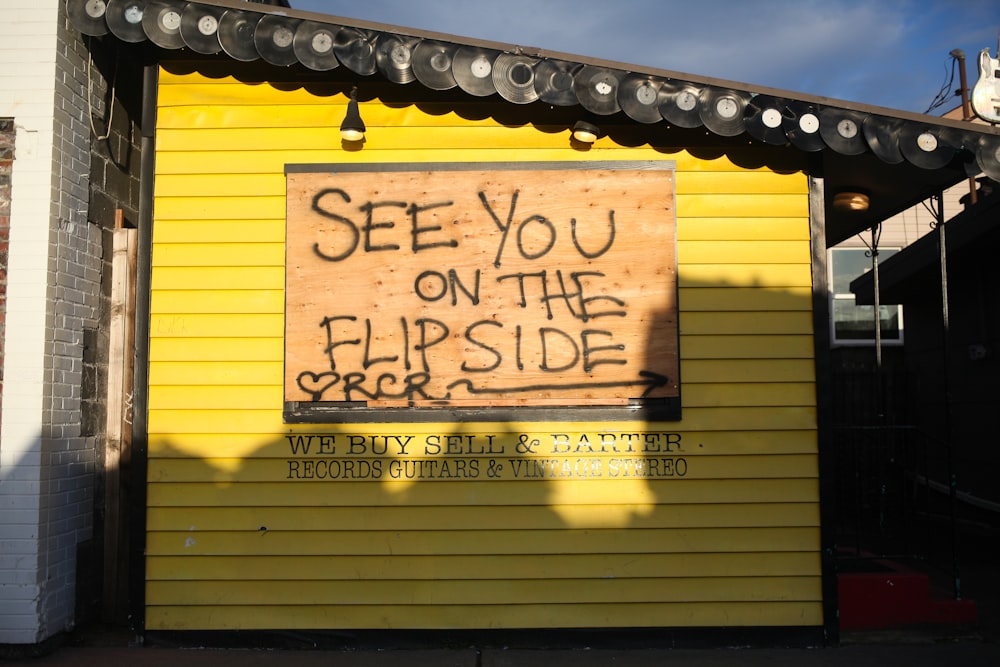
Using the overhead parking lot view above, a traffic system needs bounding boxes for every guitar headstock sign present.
[284,163,678,418]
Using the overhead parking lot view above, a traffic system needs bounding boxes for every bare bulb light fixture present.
[340,87,366,142]
[833,191,870,212]
[572,120,600,144]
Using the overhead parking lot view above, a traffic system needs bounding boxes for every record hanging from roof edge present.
[293,21,339,71]
[334,27,378,76]
[533,59,579,106]
[618,74,666,124]
[493,53,539,104]
[862,115,904,164]
[179,3,225,55]
[573,66,622,115]
[782,101,824,151]
[744,95,789,145]
[375,33,417,84]
[975,135,1000,181]
[254,14,300,67]
[819,107,868,155]
[658,81,702,128]
[218,10,261,62]
[412,40,458,90]
[699,87,749,137]
[68,0,111,37]
[142,0,185,49]
[898,124,956,170]
[453,47,499,97]
[106,0,148,43]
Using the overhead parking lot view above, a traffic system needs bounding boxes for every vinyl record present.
[334,27,377,75]
[218,10,261,62]
[533,59,579,106]
[573,66,622,115]
[453,47,499,97]
[782,102,824,151]
[375,34,417,84]
[898,124,956,169]
[67,0,111,37]
[819,108,868,155]
[699,87,749,137]
[659,81,702,128]
[618,74,667,124]
[493,53,539,104]
[106,0,148,43]
[975,135,1000,181]
[293,21,339,71]
[254,14,300,67]
[141,0,184,49]
[179,3,225,55]
[862,115,904,164]
[744,95,789,145]
[412,40,458,90]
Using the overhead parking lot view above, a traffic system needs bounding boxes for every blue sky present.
[291,0,1000,115]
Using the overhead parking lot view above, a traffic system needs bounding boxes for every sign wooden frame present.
[284,162,679,422]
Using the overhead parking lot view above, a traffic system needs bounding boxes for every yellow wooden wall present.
[146,65,820,631]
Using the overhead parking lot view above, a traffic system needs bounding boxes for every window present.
[283,161,681,422]
[829,247,903,345]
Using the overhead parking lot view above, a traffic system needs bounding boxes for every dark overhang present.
[70,0,1000,247]
[851,187,1000,305]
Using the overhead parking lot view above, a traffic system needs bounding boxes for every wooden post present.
[104,209,137,623]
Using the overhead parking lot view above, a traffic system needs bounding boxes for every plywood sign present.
[285,163,678,414]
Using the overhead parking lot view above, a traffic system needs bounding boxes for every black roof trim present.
[70,0,1000,182]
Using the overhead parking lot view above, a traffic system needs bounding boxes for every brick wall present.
[0,0,143,643]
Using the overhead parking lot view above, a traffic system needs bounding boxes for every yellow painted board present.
[678,287,813,312]
[147,385,282,410]
[147,502,820,532]
[147,454,818,484]
[152,241,284,265]
[146,552,819,582]
[154,174,287,199]
[679,335,815,360]
[145,405,815,434]
[683,382,816,408]
[147,408,282,434]
[157,103,491,130]
[144,381,814,411]
[148,338,282,363]
[152,148,682,176]
[678,240,811,264]
[679,171,807,195]
[146,478,820,507]
[147,429,818,459]
[147,361,283,387]
[150,291,283,315]
[149,314,284,338]
[676,218,810,242]
[146,527,819,557]
[682,359,816,383]
[679,311,814,335]
[144,600,824,630]
[152,221,285,245]
[678,264,812,288]
[146,576,821,606]
[157,125,608,152]
[151,267,284,291]
[676,193,807,218]
[153,197,286,222]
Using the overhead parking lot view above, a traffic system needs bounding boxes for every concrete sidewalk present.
[6,629,1000,667]
[6,641,1000,667]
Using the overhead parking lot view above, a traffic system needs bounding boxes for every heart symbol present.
[296,370,341,401]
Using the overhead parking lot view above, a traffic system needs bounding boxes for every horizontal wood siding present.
[146,67,819,630]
